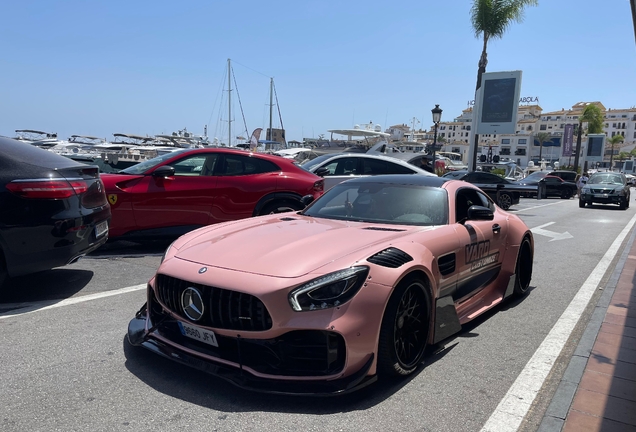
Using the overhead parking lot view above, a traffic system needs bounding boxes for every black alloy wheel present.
[378,276,430,376]
[497,193,513,210]
[513,237,533,297]
[561,189,572,199]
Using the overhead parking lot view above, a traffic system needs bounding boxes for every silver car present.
[301,153,436,190]
[579,172,630,209]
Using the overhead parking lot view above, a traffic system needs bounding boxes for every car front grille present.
[590,188,613,194]
[148,290,346,377]
[154,274,272,331]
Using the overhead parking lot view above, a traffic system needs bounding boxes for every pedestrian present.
[420,158,434,173]
[577,172,589,197]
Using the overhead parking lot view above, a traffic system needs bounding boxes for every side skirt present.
[432,295,462,344]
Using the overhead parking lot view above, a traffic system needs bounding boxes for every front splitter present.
[127,315,377,396]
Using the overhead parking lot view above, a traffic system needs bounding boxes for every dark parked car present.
[579,172,630,209]
[442,170,531,210]
[538,175,577,199]
[0,137,111,288]
[547,170,577,182]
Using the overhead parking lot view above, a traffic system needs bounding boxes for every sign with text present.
[562,124,574,157]
[475,71,522,135]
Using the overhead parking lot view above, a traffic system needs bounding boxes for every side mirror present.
[152,165,175,178]
[315,167,330,177]
[300,194,315,207]
[467,205,494,221]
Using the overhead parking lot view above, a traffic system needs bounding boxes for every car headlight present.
[160,241,176,264]
[582,187,590,193]
[288,266,370,312]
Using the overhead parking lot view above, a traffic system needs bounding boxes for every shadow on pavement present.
[0,268,94,311]
[122,335,456,413]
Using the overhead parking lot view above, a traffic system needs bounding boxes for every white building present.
[417,101,636,170]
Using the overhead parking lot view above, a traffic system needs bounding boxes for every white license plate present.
[594,193,608,198]
[178,321,219,347]
[95,221,109,237]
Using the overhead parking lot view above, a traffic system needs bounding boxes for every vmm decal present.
[465,240,499,271]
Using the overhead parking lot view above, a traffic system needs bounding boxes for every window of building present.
[500,148,511,155]
[515,148,527,156]
[518,139,527,144]
[501,139,510,144]
[540,125,547,130]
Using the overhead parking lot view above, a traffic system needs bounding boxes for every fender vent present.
[279,217,296,221]
[367,248,413,268]
[438,253,456,276]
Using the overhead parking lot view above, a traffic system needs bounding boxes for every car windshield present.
[302,181,448,226]
[119,149,188,174]
[588,173,625,185]
[300,154,338,171]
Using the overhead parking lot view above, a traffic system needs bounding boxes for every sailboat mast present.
[228,58,232,147]
[268,77,274,141]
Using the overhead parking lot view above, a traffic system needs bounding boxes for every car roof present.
[337,174,448,187]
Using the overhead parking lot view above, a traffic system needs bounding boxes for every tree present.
[533,132,552,165]
[607,134,625,170]
[573,104,604,173]
[469,0,539,171]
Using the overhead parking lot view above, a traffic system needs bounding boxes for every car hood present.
[174,215,425,278]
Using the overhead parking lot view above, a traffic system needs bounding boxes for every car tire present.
[497,192,513,210]
[561,189,572,199]
[377,275,430,377]
[620,197,627,210]
[513,237,533,297]
[579,199,586,208]
[259,200,303,215]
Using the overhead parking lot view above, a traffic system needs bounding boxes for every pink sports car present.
[127,175,534,395]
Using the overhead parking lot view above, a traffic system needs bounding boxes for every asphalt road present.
[1,197,633,432]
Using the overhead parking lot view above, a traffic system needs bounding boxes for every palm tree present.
[573,104,604,173]
[533,132,552,166]
[607,134,625,171]
[469,0,538,171]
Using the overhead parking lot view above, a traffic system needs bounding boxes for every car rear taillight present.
[81,179,108,208]
[6,179,88,199]
[313,179,324,192]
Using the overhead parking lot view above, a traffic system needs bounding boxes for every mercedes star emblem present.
[181,287,205,321]
[198,267,207,274]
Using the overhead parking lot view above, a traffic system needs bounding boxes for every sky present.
[1,0,635,145]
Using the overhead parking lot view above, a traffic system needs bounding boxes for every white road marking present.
[514,200,567,213]
[0,284,146,320]
[531,222,573,242]
[480,211,636,432]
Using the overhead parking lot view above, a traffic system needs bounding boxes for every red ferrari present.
[101,148,324,239]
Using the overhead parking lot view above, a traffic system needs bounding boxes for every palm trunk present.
[470,34,489,171]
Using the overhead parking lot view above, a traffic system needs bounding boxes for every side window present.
[361,158,387,175]
[386,161,416,174]
[456,188,490,221]
[475,190,494,210]
[326,158,358,176]
[220,155,280,176]
[171,156,207,176]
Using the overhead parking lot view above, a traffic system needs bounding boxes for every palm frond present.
[471,0,538,39]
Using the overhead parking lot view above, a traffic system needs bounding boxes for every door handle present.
[492,224,501,234]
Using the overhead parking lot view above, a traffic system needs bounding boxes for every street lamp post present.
[431,104,443,173]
